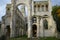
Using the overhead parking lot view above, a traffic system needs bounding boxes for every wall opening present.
[6,25,10,37]
[32,25,37,37]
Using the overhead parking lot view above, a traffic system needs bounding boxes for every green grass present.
[10,35,27,40]
[40,37,58,40]
[10,37,59,40]
[10,37,27,40]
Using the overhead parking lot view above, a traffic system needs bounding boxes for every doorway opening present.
[32,25,37,37]
[6,25,10,37]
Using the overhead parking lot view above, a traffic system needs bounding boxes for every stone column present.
[40,4,42,12]
[27,0,32,38]
[10,0,16,37]
[28,18,31,38]
[48,0,52,12]
[40,18,44,37]
[37,16,40,37]
[40,5,41,12]
[36,5,38,12]
[44,5,46,11]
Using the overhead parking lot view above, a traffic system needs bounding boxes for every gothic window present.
[32,17,37,23]
[46,5,48,11]
[41,5,44,11]
[34,1,36,4]
[7,8,10,11]
[38,5,40,11]
[43,19,48,29]
[34,5,36,13]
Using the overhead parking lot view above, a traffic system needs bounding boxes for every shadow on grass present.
[10,35,27,40]
[40,37,58,40]
[10,36,59,40]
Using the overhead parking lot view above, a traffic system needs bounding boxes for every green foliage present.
[52,5,60,32]
[52,5,60,21]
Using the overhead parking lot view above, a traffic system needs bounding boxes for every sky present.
[0,0,60,21]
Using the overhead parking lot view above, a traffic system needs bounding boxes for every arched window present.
[46,5,48,11]
[18,5,25,13]
[34,5,36,13]
[43,19,48,29]
[38,5,40,11]
[7,8,10,11]
[32,17,37,23]
[41,5,44,11]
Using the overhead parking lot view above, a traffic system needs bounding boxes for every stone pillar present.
[36,5,38,12]
[27,2,32,38]
[40,18,44,37]
[37,16,40,37]
[48,0,52,12]
[10,0,16,37]
[44,5,46,11]
[40,5,41,12]
[40,4,42,12]
[28,18,31,38]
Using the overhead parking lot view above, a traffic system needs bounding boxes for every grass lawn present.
[10,37,59,40]
[40,37,58,40]
[10,36,27,40]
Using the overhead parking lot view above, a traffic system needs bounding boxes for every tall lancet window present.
[46,5,48,11]
[43,19,48,29]
[38,4,40,12]
[34,5,36,13]
[41,5,44,11]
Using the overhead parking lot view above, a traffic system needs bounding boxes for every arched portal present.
[6,25,10,37]
[32,25,37,37]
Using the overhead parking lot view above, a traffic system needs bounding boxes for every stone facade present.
[1,4,26,37]
[14,0,56,38]
[1,0,57,38]
[29,0,56,38]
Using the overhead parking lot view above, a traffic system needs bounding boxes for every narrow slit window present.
[38,5,40,11]
[34,5,36,13]
[46,5,48,11]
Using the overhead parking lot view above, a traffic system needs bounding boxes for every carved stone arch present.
[17,4,26,10]
[16,3,27,16]
[16,3,26,7]
[16,0,31,7]
[15,0,32,17]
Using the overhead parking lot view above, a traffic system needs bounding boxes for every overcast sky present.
[0,0,60,21]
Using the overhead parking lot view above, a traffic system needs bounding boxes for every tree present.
[52,5,60,32]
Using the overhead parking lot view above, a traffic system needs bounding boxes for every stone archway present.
[6,25,10,37]
[32,25,37,37]
[5,25,11,40]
